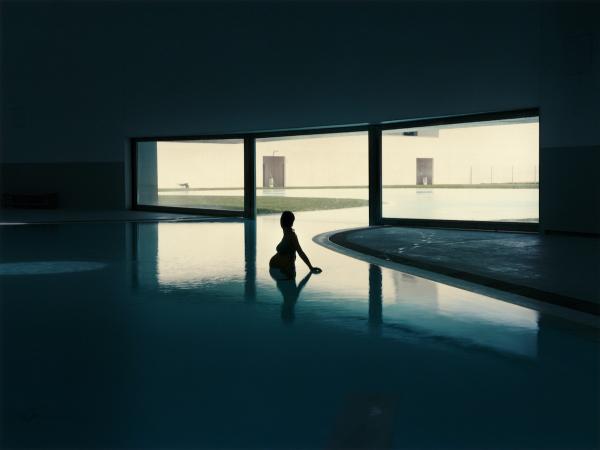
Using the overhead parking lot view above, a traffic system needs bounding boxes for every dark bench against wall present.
[1,193,59,209]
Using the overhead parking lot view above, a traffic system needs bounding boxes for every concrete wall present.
[0,162,125,209]
[1,1,598,232]
[153,122,537,189]
[383,123,539,186]
[137,142,158,205]
[156,141,245,190]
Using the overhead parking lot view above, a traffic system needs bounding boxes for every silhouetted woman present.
[269,211,322,278]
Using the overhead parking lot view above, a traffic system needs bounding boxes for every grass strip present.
[156,195,368,214]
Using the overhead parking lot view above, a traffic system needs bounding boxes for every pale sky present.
[155,121,539,189]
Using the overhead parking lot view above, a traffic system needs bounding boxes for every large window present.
[133,111,539,230]
[255,131,368,224]
[136,139,244,211]
[382,117,539,222]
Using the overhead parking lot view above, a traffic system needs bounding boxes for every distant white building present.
[155,120,539,189]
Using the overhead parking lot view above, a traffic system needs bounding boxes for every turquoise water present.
[0,213,597,449]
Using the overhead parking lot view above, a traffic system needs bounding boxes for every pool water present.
[0,213,598,449]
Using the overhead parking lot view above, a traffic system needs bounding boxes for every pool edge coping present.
[313,227,600,327]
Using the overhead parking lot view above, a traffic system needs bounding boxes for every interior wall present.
[0,1,598,232]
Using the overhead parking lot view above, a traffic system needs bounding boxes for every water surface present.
[0,213,596,449]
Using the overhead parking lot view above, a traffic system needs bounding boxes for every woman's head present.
[280,210,295,229]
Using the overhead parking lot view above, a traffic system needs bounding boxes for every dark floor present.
[329,226,600,314]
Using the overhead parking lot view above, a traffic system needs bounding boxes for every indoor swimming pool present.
[1,212,598,449]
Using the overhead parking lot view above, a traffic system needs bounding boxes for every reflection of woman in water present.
[271,271,313,323]
[269,211,322,278]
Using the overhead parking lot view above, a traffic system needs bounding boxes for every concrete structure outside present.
[149,121,538,190]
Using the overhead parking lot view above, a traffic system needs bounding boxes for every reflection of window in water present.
[157,223,245,288]
[390,271,439,309]
[383,270,538,358]
[436,291,539,358]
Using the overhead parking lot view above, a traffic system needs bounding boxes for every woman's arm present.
[292,233,322,273]
[292,232,313,270]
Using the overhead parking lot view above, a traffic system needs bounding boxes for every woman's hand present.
[310,267,323,274]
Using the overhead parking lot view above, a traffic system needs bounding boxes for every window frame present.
[132,136,249,218]
[377,109,539,232]
[131,108,539,232]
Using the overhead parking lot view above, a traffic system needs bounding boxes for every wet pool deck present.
[328,226,600,315]
[0,208,213,224]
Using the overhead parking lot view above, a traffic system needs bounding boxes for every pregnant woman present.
[269,211,322,279]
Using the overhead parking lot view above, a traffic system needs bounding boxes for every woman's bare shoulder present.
[290,231,301,248]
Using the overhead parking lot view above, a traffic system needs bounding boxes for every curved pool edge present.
[313,228,600,327]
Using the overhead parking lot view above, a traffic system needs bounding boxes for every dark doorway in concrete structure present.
[416,158,433,185]
[263,156,285,188]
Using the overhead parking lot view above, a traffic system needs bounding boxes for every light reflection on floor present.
[0,211,598,449]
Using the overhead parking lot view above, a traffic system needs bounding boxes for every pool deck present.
[326,226,600,315]
[0,208,225,224]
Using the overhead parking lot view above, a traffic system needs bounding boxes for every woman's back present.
[275,230,296,258]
